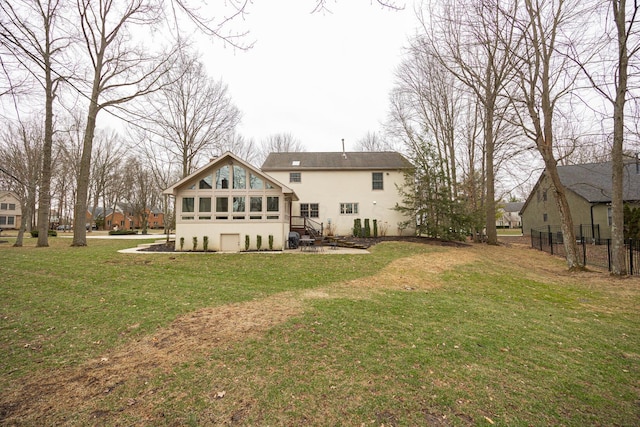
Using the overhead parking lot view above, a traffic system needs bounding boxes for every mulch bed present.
[139,235,470,252]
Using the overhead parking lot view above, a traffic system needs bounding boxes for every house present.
[94,206,165,230]
[261,151,413,237]
[520,160,640,240]
[0,191,22,230]
[497,202,524,229]
[163,152,298,251]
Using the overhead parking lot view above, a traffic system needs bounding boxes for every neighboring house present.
[497,202,524,229]
[261,151,413,237]
[520,160,640,240]
[0,191,22,230]
[93,206,165,230]
[164,152,298,252]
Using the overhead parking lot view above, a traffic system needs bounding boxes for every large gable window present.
[199,174,213,189]
[372,172,383,190]
[250,173,263,189]
[233,166,246,189]
[216,166,230,189]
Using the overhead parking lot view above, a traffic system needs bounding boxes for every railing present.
[530,226,639,275]
[291,216,323,237]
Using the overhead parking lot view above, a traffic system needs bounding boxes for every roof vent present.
[292,160,300,166]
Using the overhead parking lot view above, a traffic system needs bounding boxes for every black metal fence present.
[530,226,639,275]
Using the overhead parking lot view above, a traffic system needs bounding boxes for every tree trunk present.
[37,66,54,247]
[484,96,498,245]
[610,0,629,275]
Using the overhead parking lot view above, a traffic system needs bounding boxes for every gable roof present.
[261,151,412,171]
[163,152,298,200]
[557,161,640,203]
[503,202,524,213]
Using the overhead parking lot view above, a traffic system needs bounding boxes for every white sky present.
[200,1,419,152]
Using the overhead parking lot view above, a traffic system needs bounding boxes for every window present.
[233,196,245,212]
[182,197,195,213]
[0,203,6,210]
[250,173,263,189]
[199,174,213,189]
[608,207,613,226]
[543,213,548,222]
[543,189,548,201]
[216,197,228,212]
[300,203,319,218]
[372,172,383,190]
[250,197,262,212]
[233,165,246,189]
[290,172,301,183]
[340,203,359,215]
[0,216,5,225]
[199,197,212,212]
[267,197,279,212]
[9,204,15,210]
[216,165,230,189]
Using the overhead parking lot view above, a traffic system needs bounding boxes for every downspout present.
[590,204,595,244]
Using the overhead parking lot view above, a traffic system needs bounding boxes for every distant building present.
[0,191,22,230]
[497,202,524,229]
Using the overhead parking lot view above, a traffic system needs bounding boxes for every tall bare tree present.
[419,0,520,245]
[70,0,178,246]
[259,132,305,164]
[507,0,587,270]
[136,54,241,179]
[0,0,70,246]
[0,119,42,246]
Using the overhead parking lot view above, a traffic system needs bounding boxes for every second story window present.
[372,172,383,190]
[290,172,301,183]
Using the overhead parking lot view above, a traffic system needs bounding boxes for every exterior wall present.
[0,192,22,230]
[497,211,522,228]
[175,221,288,251]
[171,157,293,252]
[268,169,411,236]
[521,174,606,237]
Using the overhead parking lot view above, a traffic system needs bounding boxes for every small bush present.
[364,218,371,238]
[256,235,262,251]
[373,219,378,238]
[180,237,185,251]
[245,235,250,251]
[192,236,198,251]
[268,235,274,250]
[203,236,209,252]
[108,229,137,235]
[30,229,57,237]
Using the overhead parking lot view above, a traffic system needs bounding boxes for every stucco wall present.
[175,222,288,251]
[268,169,412,236]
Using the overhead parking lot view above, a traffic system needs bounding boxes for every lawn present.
[0,236,638,426]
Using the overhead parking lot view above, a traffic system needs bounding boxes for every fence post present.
[582,236,586,267]
[630,239,634,276]
[549,231,554,255]
[607,239,612,272]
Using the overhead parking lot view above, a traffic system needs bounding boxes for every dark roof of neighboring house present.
[261,152,412,171]
[504,202,524,213]
[557,161,640,203]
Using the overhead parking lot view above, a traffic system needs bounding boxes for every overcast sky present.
[200,1,419,152]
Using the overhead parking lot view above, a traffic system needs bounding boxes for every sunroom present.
[163,152,298,252]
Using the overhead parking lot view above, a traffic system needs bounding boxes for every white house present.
[0,191,22,230]
[261,151,413,238]
[163,152,298,252]
[164,151,413,252]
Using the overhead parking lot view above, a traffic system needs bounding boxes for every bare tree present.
[353,131,398,152]
[218,132,261,166]
[259,132,306,164]
[136,54,241,179]
[571,0,639,274]
[70,0,179,246]
[89,129,125,229]
[0,119,42,246]
[418,0,520,245]
[0,0,70,246]
[507,0,587,270]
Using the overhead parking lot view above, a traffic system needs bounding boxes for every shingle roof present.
[557,161,640,203]
[504,202,524,212]
[261,152,412,171]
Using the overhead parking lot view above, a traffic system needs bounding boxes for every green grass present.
[1,237,638,426]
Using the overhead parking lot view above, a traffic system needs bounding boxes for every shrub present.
[256,235,262,251]
[108,229,137,235]
[373,219,378,238]
[364,218,371,238]
[203,236,209,252]
[268,235,274,250]
[180,237,185,251]
[30,229,57,237]
[353,218,362,237]
[245,235,250,251]
[192,236,198,251]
